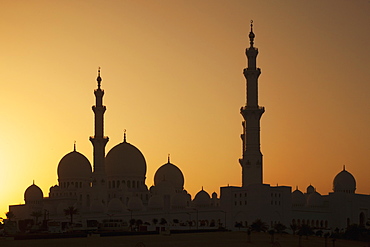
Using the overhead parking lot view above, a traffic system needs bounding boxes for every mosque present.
[8,23,370,232]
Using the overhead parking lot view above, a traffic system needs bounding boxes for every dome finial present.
[201,186,204,191]
[249,20,255,48]
[343,165,346,171]
[33,180,35,185]
[168,153,170,163]
[97,67,102,89]
[74,140,76,151]
[123,129,127,142]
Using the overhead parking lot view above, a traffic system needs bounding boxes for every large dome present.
[57,150,92,180]
[105,141,146,178]
[154,161,184,190]
[24,183,43,203]
[333,167,356,193]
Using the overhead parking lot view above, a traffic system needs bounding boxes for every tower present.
[239,21,265,186]
[90,68,109,189]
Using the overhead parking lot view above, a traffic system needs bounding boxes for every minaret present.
[90,68,109,188]
[239,21,265,187]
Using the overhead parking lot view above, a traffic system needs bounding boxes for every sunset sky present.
[1,1,369,219]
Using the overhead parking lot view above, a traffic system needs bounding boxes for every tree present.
[290,223,298,235]
[250,219,268,232]
[159,218,167,226]
[30,211,42,225]
[136,219,143,228]
[129,218,136,231]
[274,223,287,234]
[129,218,136,226]
[5,211,15,221]
[152,218,158,226]
[235,222,243,231]
[298,224,313,239]
[63,206,78,225]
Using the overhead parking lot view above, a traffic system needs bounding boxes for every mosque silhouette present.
[8,22,369,232]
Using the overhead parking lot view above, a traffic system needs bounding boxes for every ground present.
[0,231,368,247]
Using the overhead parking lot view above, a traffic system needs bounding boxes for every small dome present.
[333,167,356,193]
[171,194,187,209]
[307,191,324,207]
[105,141,146,178]
[24,183,43,203]
[193,189,211,207]
[107,198,125,213]
[127,197,144,211]
[212,192,218,199]
[292,189,306,206]
[148,195,164,209]
[306,185,315,194]
[57,150,92,180]
[154,161,184,190]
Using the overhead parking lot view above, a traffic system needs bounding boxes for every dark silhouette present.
[268,229,275,243]
[5,211,15,221]
[30,211,42,225]
[159,218,167,226]
[250,219,268,232]
[63,206,78,225]
[274,222,286,234]
[290,223,298,235]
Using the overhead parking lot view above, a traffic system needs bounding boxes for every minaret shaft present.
[239,22,264,187]
[90,70,109,186]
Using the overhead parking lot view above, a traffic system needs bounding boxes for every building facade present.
[8,23,370,232]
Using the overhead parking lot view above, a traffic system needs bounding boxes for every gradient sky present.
[1,0,369,219]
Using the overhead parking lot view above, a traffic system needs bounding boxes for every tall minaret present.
[239,21,265,187]
[90,68,109,188]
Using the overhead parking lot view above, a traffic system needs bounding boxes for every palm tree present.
[250,219,268,232]
[274,222,287,234]
[290,223,298,235]
[63,206,78,225]
[30,211,42,225]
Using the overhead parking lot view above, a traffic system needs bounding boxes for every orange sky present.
[1,0,369,219]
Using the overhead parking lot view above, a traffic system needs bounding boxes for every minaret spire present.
[239,21,265,187]
[249,20,255,48]
[97,67,102,89]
